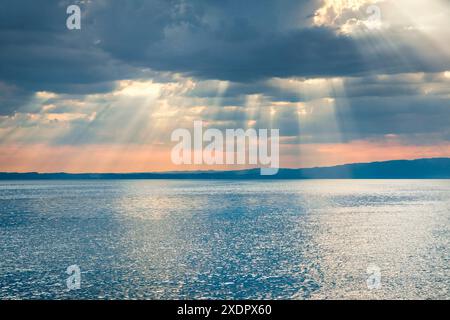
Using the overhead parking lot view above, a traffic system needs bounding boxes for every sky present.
[1,0,450,172]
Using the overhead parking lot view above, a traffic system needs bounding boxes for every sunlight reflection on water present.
[0,180,448,299]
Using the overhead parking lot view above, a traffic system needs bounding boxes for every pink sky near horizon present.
[1,141,450,173]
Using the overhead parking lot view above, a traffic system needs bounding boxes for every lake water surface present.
[0,180,449,299]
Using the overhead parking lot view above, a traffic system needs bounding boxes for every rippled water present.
[0,180,449,299]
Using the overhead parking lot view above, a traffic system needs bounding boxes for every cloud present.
[0,82,34,115]
[87,0,450,81]
[0,0,141,115]
[0,0,449,171]
[1,0,450,110]
[1,71,449,147]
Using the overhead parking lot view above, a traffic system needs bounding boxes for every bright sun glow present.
[115,80,161,98]
[313,0,384,30]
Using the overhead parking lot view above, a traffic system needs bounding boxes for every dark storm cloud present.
[337,96,450,136]
[0,0,139,114]
[0,82,34,115]
[0,0,140,87]
[0,1,447,84]
[267,95,450,143]
[89,1,365,81]
[88,0,450,81]
[0,0,450,120]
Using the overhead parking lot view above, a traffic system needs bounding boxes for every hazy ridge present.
[1,158,449,179]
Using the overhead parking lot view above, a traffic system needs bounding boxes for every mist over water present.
[0,180,448,299]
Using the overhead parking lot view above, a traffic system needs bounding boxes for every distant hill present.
[0,158,449,180]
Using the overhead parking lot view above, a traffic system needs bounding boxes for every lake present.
[0,180,448,299]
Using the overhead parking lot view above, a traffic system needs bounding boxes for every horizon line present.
[1,157,449,175]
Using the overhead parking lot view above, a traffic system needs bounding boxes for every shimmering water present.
[0,180,448,300]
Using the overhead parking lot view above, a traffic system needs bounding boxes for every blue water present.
[0,180,449,299]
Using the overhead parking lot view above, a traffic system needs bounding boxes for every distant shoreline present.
[1,158,449,180]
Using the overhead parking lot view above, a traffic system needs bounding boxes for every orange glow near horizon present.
[1,141,450,173]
